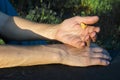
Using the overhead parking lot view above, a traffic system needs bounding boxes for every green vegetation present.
[3,0,119,50]
[0,39,5,44]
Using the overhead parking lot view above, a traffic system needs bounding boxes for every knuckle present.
[74,16,81,20]
[84,52,90,56]
[75,16,80,18]
[99,53,104,57]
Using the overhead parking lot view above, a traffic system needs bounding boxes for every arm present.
[0,11,58,40]
[0,43,111,68]
[0,44,62,68]
[0,11,100,48]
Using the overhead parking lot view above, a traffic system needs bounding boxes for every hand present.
[55,16,100,48]
[57,43,111,67]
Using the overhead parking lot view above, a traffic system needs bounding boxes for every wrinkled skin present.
[58,43,111,67]
[55,16,100,48]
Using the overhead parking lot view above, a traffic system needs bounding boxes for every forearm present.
[0,44,62,68]
[0,12,59,40]
[11,16,58,39]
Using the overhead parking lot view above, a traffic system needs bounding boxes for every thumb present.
[75,16,99,25]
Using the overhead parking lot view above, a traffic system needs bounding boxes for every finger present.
[91,53,111,60]
[84,26,98,42]
[102,49,112,60]
[83,35,90,42]
[94,27,100,33]
[91,47,112,60]
[90,58,110,66]
[89,32,97,42]
[90,32,96,37]
[80,26,99,42]
[92,47,110,56]
[87,26,100,33]
[86,26,95,33]
[91,36,96,42]
[84,36,93,47]
[91,47,103,52]
[86,39,91,47]
[75,16,99,25]
[84,35,95,43]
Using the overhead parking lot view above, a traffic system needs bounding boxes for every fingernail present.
[91,32,96,37]
[106,61,110,65]
[96,27,100,32]
[86,35,90,40]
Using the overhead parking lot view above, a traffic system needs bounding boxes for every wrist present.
[47,24,60,40]
[38,24,60,40]
[52,44,69,64]
[44,44,67,64]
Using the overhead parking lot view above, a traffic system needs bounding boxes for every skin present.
[0,43,111,68]
[0,12,111,68]
[60,43,111,67]
[56,16,100,48]
[0,12,99,48]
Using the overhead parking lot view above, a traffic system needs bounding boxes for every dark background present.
[0,0,120,80]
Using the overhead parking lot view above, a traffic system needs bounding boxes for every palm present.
[55,16,100,48]
[56,21,86,48]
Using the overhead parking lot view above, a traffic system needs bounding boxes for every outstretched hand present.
[55,16,100,48]
[58,43,111,67]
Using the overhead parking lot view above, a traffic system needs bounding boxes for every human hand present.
[55,16,100,48]
[57,43,111,67]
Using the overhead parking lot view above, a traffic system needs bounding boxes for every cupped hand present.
[55,16,100,48]
[59,43,111,67]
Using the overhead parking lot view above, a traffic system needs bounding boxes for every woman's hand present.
[55,16,100,48]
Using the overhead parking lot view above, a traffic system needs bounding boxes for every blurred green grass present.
[0,39,5,44]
